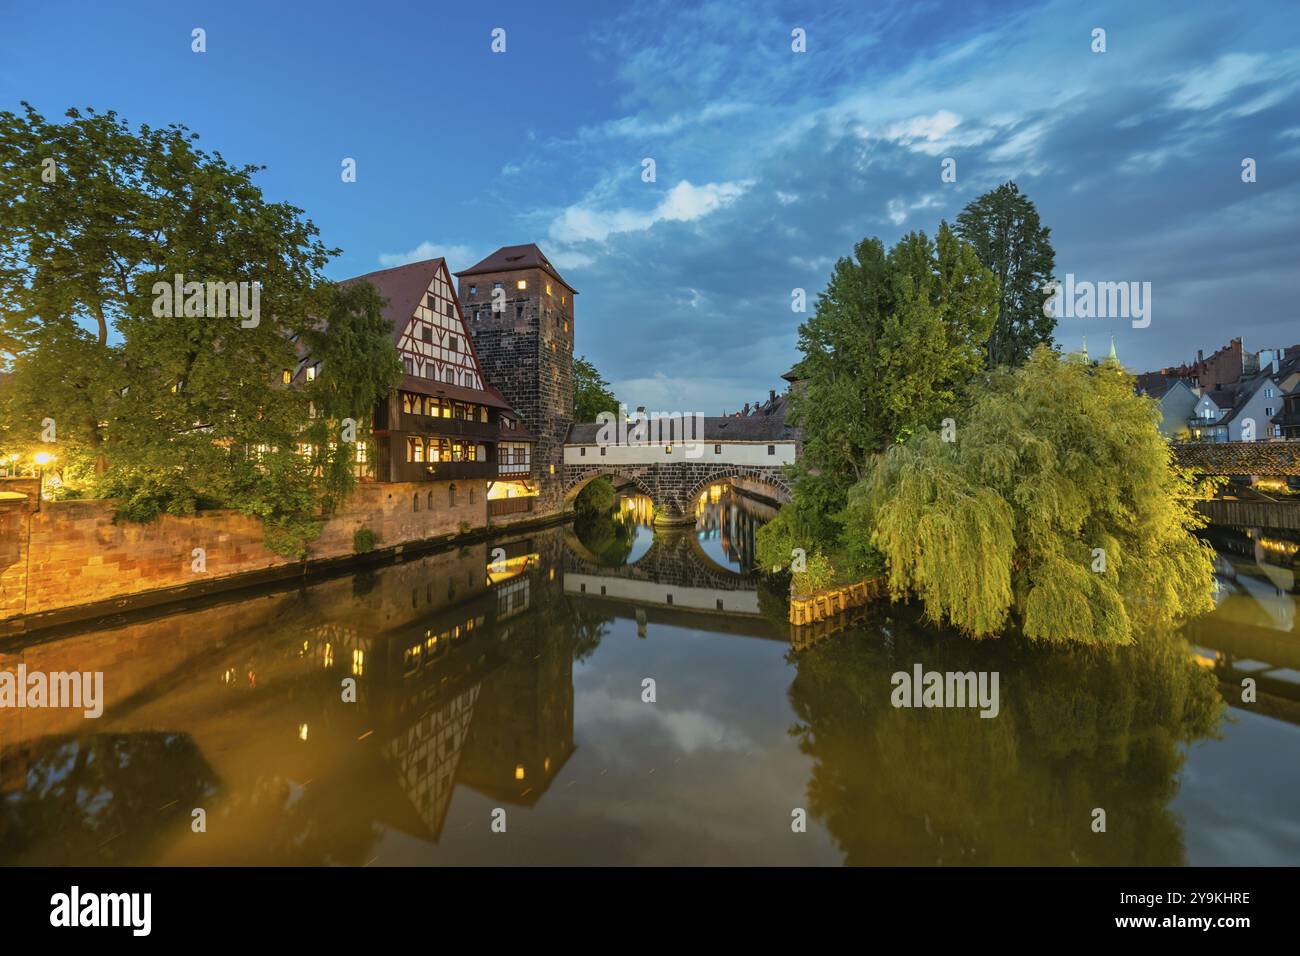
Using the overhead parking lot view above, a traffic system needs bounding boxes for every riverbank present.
[0,484,569,639]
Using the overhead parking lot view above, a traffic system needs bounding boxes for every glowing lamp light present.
[33,452,53,466]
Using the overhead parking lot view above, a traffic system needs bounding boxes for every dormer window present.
[306,365,317,382]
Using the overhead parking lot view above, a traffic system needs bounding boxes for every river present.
[1,483,1297,865]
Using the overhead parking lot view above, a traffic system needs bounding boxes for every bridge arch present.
[684,468,792,508]
[563,469,657,506]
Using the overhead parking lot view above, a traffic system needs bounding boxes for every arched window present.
[413,492,420,512]
[469,486,475,505]
[426,490,434,510]
[449,483,457,507]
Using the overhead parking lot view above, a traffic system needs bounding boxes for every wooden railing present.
[488,497,534,517]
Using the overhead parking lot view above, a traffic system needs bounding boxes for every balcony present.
[396,413,501,440]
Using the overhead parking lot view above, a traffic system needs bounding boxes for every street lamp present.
[33,451,53,512]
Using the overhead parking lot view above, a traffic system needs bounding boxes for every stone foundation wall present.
[0,478,493,623]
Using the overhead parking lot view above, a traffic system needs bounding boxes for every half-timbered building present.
[335,258,538,511]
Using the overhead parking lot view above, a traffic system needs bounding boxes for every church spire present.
[1108,336,1118,362]
[1081,336,1089,361]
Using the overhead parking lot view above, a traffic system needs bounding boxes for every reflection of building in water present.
[620,493,655,528]
[694,483,765,572]
[458,532,576,805]
[0,526,579,860]
[387,685,480,840]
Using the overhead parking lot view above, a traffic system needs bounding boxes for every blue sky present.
[3,0,1298,412]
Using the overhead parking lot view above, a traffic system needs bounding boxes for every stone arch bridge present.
[562,462,791,523]
[563,415,798,523]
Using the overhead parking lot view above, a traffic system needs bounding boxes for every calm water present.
[1,485,1297,865]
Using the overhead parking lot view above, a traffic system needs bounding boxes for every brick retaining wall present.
[0,479,493,624]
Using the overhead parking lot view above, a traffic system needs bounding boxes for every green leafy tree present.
[955,182,1057,368]
[0,104,400,555]
[767,223,998,559]
[843,348,1218,644]
[573,354,618,422]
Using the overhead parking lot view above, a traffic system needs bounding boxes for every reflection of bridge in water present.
[1184,531,1300,727]
[564,526,761,617]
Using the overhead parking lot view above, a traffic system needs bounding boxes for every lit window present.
[306,365,317,382]
[356,442,368,463]
[352,649,364,676]
[281,370,291,384]
[665,444,673,454]
[515,764,526,781]
[516,279,527,290]
[546,283,552,295]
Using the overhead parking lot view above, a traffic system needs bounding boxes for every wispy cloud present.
[377,242,482,269]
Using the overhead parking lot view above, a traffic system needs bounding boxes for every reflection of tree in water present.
[788,612,1222,865]
[0,733,218,865]
[203,762,384,866]
[569,608,614,662]
[573,511,635,567]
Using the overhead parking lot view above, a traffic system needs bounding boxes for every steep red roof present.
[453,243,576,294]
[341,258,447,347]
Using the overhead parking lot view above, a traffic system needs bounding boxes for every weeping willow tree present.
[843,347,1218,644]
